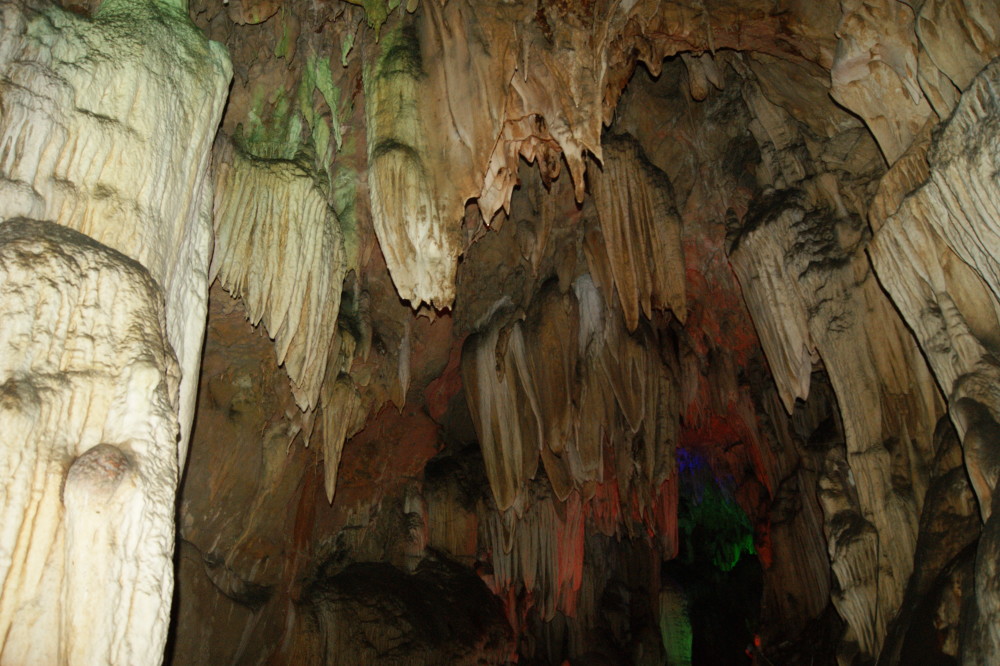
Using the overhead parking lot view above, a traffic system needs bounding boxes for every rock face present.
[0,220,179,664]
[868,60,1000,665]
[4,0,1000,664]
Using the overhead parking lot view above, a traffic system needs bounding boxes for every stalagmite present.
[0,1,228,662]
[0,219,179,664]
[0,0,232,460]
[659,578,693,666]
[212,138,348,411]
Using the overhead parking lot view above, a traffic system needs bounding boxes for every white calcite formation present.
[0,219,180,665]
[0,0,232,461]
[212,138,347,413]
[0,0,228,662]
[463,276,677,515]
[361,0,843,309]
[731,200,945,656]
[830,0,933,164]
[727,40,948,657]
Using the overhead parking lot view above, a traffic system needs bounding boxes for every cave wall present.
[1,0,1000,664]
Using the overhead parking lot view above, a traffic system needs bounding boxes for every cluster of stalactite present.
[5,0,1000,663]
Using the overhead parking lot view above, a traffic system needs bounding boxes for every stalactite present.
[319,375,368,503]
[589,135,687,331]
[354,1,821,309]
[212,138,347,412]
[729,203,817,412]
[462,318,542,512]
[830,0,933,164]
[731,200,945,657]
[361,18,448,308]
[864,62,1000,662]
[480,484,586,623]
[524,285,579,501]
[870,63,1000,410]
[463,269,680,515]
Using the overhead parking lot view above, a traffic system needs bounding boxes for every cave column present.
[0,0,231,662]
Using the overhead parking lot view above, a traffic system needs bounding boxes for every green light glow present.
[677,457,755,572]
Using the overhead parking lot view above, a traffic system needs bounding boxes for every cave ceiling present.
[2,0,1000,663]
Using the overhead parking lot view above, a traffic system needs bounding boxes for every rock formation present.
[0,0,999,664]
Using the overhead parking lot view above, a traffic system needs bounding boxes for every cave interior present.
[1,0,999,664]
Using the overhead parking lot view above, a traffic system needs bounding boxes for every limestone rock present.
[917,0,1000,94]
[0,219,179,665]
[830,0,934,164]
[731,198,944,658]
[301,558,514,665]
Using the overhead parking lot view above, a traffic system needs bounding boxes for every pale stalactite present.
[462,317,543,513]
[731,202,945,658]
[364,17,464,308]
[869,62,1000,510]
[830,0,1000,165]
[319,375,368,503]
[480,485,586,622]
[572,275,613,491]
[523,285,580,501]
[728,47,952,657]
[884,63,1000,318]
[0,0,232,462]
[0,219,179,665]
[212,138,348,412]
[356,0,837,311]
[463,273,679,515]
[729,205,818,412]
